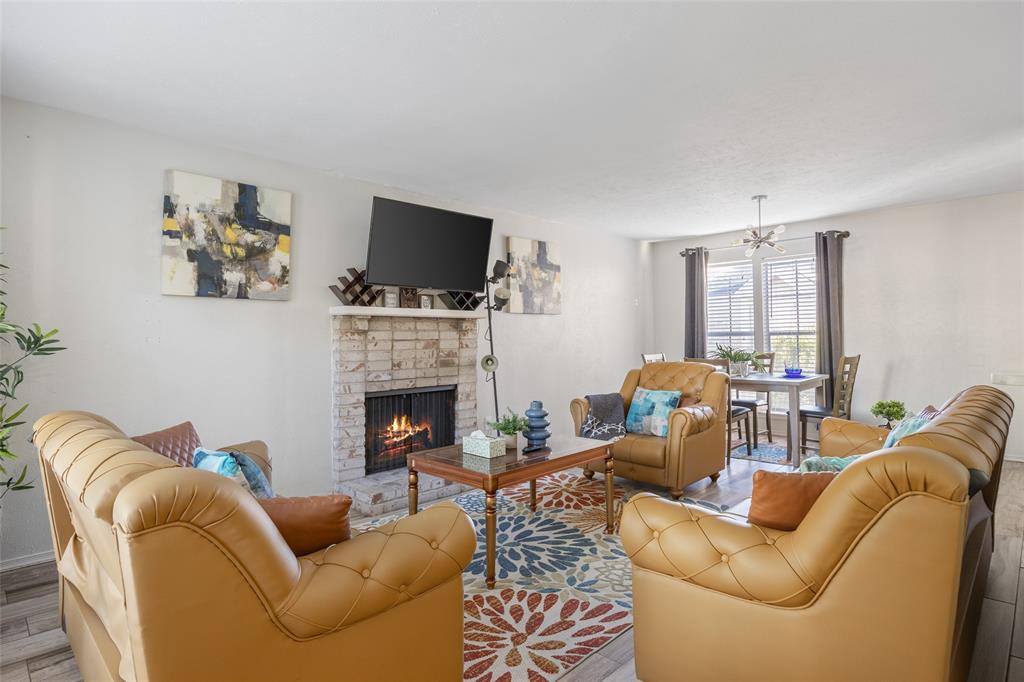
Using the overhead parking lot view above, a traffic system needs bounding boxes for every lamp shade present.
[492,286,511,310]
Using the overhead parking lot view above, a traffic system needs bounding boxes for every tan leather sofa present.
[32,411,475,682]
[570,362,729,498]
[620,385,1013,682]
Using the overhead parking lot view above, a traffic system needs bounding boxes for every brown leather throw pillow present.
[132,421,202,467]
[747,470,837,531]
[258,495,353,556]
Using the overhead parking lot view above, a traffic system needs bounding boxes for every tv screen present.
[365,197,494,292]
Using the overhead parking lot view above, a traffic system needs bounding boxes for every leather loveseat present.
[570,361,729,498]
[33,411,475,682]
[620,385,1013,682]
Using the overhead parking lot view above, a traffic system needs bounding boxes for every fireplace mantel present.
[330,305,485,319]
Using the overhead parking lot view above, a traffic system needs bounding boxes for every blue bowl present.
[784,368,804,377]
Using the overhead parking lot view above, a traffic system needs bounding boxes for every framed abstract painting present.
[162,170,292,300]
[506,236,562,314]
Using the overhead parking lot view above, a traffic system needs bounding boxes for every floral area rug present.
[356,470,724,682]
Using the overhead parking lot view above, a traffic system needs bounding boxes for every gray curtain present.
[682,247,709,359]
[815,231,848,409]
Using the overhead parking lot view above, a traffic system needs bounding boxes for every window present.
[706,261,755,352]
[762,255,817,409]
[705,254,818,411]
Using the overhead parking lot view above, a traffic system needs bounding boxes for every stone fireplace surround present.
[330,306,481,515]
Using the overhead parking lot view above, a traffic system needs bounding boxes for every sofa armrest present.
[279,502,475,637]
[114,468,475,639]
[620,493,812,606]
[220,439,272,483]
[621,448,968,607]
[819,418,888,458]
[570,398,590,436]
[668,405,715,441]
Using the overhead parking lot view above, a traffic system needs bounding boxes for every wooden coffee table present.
[407,435,614,589]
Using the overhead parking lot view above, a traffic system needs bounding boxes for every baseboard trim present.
[1005,452,1024,463]
[0,549,55,573]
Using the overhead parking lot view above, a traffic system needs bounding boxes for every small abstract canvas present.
[162,170,292,300]
[506,236,561,314]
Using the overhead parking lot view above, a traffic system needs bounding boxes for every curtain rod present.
[680,230,850,256]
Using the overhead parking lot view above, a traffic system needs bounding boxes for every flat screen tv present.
[365,197,494,292]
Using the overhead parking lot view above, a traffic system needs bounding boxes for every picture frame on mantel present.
[399,287,419,308]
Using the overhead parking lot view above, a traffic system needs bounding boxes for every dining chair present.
[731,351,775,448]
[641,352,667,365]
[685,357,752,461]
[787,354,861,455]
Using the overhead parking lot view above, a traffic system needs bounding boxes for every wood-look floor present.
[2,456,1022,682]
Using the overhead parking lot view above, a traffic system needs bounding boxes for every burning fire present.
[384,415,431,444]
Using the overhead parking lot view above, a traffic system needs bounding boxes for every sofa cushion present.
[612,433,667,468]
[132,421,201,467]
[258,495,353,556]
[747,470,838,531]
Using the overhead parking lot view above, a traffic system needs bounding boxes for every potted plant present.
[870,400,907,430]
[0,261,66,509]
[489,409,529,451]
[711,344,766,377]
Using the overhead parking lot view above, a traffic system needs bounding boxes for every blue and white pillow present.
[882,416,931,449]
[625,388,682,437]
[193,448,275,499]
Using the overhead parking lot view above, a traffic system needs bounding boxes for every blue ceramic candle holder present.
[522,400,551,452]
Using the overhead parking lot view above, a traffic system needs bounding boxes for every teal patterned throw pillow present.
[625,388,682,437]
[193,447,275,499]
[799,455,860,473]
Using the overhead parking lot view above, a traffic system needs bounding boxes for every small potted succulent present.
[489,409,530,451]
[870,400,907,429]
[711,344,766,377]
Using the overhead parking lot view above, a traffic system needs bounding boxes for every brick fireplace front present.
[330,307,481,515]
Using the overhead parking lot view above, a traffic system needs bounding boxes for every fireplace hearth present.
[365,384,456,475]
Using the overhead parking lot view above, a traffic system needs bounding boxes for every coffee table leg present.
[529,479,537,511]
[485,490,497,589]
[605,450,615,533]
[408,469,418,516]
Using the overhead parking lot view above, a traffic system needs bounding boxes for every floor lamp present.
[480,260,511,424]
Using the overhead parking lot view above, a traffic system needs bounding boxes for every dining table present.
[728,371,828,467]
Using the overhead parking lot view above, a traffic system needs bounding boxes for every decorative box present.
[462,431,505,458]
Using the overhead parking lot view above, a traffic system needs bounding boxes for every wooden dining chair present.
[685,357,752,461]
[787,354,861,455]
[731,352,775,448]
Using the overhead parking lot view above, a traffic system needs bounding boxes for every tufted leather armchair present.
[33,411,475,682]
[620,385,1014,682]
[570,362,729,498]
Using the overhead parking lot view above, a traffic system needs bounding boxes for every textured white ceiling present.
[2,1,1022,239]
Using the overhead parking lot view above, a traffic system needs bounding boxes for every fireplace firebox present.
[364,384,456,475]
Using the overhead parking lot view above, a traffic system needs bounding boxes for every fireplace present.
[364,384,457,475]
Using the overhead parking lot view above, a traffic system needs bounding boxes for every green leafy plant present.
[488,408,529,435]
[870,400,907,429]
[710,344,767,372]
[0,262,66,504]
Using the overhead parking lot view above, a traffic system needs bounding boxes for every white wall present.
[649,191,1024,457]
[0,98,645,565]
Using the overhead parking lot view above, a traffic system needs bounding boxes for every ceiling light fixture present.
[733,195,786,257]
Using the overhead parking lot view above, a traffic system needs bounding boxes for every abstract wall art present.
[506,236,561,314]
[162,170,292,300]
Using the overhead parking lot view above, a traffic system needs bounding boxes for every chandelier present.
[733,194,785,257]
